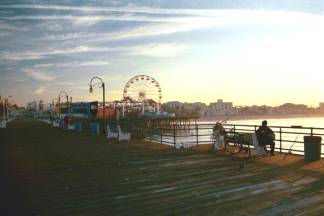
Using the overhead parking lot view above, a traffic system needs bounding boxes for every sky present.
[1,0,324,107]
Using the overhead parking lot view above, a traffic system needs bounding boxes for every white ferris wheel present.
[122,75,162,114]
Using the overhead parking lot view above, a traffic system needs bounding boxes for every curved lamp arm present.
[89,76,106,121]
[89,76,105,93]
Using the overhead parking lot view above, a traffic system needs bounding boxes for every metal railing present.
[39,116,324,156]
[144,122,324,156]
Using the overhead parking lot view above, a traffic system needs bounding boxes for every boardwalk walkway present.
[2,119,324,215]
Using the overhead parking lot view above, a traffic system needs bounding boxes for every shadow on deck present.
[1,119,324,215]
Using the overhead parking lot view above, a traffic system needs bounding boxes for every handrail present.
[142,122,324,156]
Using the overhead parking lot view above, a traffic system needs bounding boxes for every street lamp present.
[0,95,4,121]
[89,76,106,120]
[4,96,12,121]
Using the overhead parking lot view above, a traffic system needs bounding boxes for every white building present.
[162,101,184,110]
[208,99,235,115]
[183,102,208,117]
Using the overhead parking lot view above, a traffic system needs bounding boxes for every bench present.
[107,123,118,139]
[52,120,60,127]
[0,120,6,128]
[118,125,131,141]
[225,132,265,157]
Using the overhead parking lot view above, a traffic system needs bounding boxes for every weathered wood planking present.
[1,119,324,216]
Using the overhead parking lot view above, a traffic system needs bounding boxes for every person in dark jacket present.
[256,120,275,156]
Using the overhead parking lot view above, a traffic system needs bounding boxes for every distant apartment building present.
[162,101,184,110]
[237,105,274,115]
[183,102,208,117]
[277,103,308,114]
[208,99,235,116]
[162,101,208,117]
[318,103,324,113]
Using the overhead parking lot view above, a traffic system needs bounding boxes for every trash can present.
[59,120,65,129]
[304,136,322,161]
[90,123,100,136]
[74,122,82,133]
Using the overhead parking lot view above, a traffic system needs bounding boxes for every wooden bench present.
[118,125,131,141]
[226,132,266,157]
[225,132,262,157]
[0,120,6,128]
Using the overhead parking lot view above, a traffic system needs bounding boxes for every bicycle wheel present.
[225,141,242,154]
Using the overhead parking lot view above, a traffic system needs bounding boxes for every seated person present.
[256,120,275,156]
[212,122,227,150]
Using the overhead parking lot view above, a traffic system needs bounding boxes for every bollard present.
[59,120,65,129]
[52,120,60,127]
[90,123,100,136]
[74,122,82,133]
[68,124,75,130]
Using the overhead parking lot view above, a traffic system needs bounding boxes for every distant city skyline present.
[1,1,324,106]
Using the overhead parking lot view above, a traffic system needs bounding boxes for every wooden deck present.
[2,119,324,215]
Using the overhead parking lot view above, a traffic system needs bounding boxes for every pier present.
[2,119,324,215]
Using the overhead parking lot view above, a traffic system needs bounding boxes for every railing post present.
[196,122,199,146]
[279,127,282,153]
[311,128,313,136]
[233,125,236,144]
[160,126,163,145]
[173,124,176,148]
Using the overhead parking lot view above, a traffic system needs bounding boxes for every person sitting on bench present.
[212,122,227,150]
[256,120,275,156]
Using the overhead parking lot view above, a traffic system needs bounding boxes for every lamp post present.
[0,96,5,121]
[89,76,106,120]
[5,96,12,121]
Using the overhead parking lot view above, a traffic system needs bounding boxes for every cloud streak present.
[34,60,110,68]
[35,87,45,95]
[23,69,55,81]
[128,43,191,57]
[1,4,324,26]
[1,42,190,61]
[0,46,115,61]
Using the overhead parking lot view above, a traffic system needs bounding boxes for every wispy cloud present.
[35,87,45,95]
[78,61,110,66]
[41,21,214,45]
[0,46,115,61]
[1,41,190,61]
[28,10,324,46]
[0,21,28,31]
[128,43,191,57]
[34,60,110,68]
[1,4,324,27]
[0,31,10,37]
[23,69,55,81]
[33,63,53,68]
[42,32,92,41]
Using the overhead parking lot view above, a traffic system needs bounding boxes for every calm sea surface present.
[228,117,324,128]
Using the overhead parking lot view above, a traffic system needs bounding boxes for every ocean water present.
[228,117,324,128]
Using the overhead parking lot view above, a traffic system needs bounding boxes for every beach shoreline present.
[198,113,324,122]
